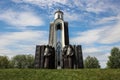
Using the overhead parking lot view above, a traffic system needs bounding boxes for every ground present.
[0,69,120,80]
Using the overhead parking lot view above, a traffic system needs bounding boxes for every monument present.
[34,10,84,69]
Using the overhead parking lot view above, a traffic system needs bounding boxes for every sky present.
[0,0,120,68]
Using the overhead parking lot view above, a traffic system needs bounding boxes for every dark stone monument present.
[34,10,84,69]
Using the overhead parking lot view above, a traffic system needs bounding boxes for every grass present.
[0,69,120,80]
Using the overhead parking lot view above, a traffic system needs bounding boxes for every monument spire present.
[34,10,84,69]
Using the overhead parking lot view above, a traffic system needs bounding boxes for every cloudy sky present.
[0,0,120,68]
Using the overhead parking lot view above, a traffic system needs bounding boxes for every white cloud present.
[83,47,100,54]
[64,11,80,21]
[71,14,120,44]
[0,30,48,57]
[12,0,68,7]
[73,0,84,8]
[84,0,116,14]
[0,9,44,28]
[85,1,105,13]
[12,0,120,15]
[71,29,104,44]
[100,23,120,44]
[77,0,118,14]
[99,15,120,44]
[94,16,119,25]
[11,0,120,24]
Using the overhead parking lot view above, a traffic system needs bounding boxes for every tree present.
[11,54,34,68]
[26,54,34,68]
[0,56,9,68]
[84,56,100,68]
[107,47,120,68]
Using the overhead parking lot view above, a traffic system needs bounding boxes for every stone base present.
[34,45,84,69]
[34,45,55,69]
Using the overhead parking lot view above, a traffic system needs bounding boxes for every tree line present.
[0,54,34,68]
[84,47,120,68]
[0,47,120,69]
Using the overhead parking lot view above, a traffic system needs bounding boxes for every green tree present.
[11,54,34,68]
[0,56,9,68]
[107,47,120,68]
[84,56,100,68]
[26,54,34,68]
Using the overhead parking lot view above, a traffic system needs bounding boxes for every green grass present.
[0,69,120,80]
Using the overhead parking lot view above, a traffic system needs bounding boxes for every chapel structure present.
[34,10,84,69]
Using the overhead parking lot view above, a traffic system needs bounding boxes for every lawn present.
[0,69,120,80]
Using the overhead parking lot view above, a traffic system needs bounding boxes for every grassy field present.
[0,69,120,80]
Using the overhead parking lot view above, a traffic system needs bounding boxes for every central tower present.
[49,10,69,48]
[34,10,84,69]
[49,10,69,68]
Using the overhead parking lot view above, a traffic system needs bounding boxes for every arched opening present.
[56,23,62,30]
[56,23,62,43]
[56,42,62,68]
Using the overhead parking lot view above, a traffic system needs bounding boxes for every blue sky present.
[0,0,120,68]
